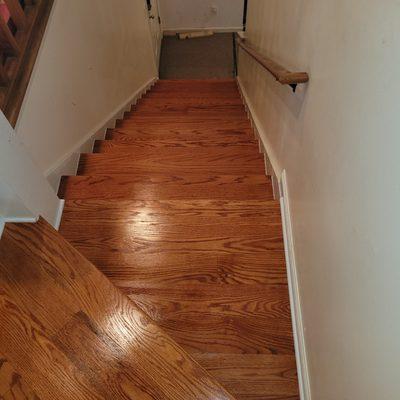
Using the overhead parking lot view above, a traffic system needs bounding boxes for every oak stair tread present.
[116,120,252,130]
[95,137,258,151]
[0,218,235,400]
[77,151,264,175]
[130,104,246,114]
[61,199,282,225]
[59,174,274,200]
[106,127,255,141]
[192,354,299,400]
[134,97,245,106]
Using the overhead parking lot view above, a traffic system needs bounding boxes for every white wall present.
[16,0,157,184]
[158,0,244,32]
[238,1,400,399]
[0,112,63,231]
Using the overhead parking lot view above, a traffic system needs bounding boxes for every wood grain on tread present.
[151,79,238,90]
[193,355,299,400]
[61,199,282,225]
[120,114,248,123]
[131,104,245,115]
[97,256,288,287]
[135,97,244,107]
[0,219,235,400]
[58,79,299,400]
[59,174,274,200]
[115,120,251,131]
[60,223,284,261]
[77,149,264,176]
[146,91,242,98]
[120,285,294,355]
[116,118,251,130]
[95,138,258,151]
[106,127,254,141]
[0,358,40,400]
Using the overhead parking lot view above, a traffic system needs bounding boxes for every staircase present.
[59,79,299,400]
[0,79,299,399]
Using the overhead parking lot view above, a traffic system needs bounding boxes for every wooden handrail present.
[0,0,54,126]
[236,35,309,91]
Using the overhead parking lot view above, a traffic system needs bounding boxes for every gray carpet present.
[159,33,235,79]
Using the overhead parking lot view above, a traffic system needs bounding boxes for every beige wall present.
[0,112,62,229]
[239,1,400,399]
[16,0,157,174]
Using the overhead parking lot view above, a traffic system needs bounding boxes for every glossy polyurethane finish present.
[59,79,300,400]
[0,218,235,400]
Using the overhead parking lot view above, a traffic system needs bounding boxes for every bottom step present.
[0,218,235,400]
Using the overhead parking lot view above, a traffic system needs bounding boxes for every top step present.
[152,79,239,92]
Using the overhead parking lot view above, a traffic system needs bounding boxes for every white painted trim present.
[53,199,65,231]
[279,170,311,400]
[163,26,242,35]
[3,216,39,223]
[0,215,39,239]
[0,218,4,238]
[0,193,63,234]
[45,76,158,192]
[236,76,281,177]
[237,75,311,397]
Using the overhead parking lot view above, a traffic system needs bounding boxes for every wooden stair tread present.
[111,281,294,355]
[0,218,235,400]
[96,259,288,287]
[120,115,248,123]
[135,97,244,106]
[192,354,299,400]
[130,104,246,115]
[57,79,299,400]
[122,284,293,323]
[55,249,287,285]
[61,199,282,225]
[116,119,252,129]
[96,138,258,151]
[136,321,294,356]
[107,127,254,141]
[152,80,238,90]
[77,151,264,175]
[59,174,274,200]
[145,91,243,98]
[59,224,284,259]
[0,358,40,399]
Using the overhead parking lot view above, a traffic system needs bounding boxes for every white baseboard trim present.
[0,216,39,238]
[53,199,65,231]
[237,76,311,399]
[1,198,64,237]
[163,26,242,35]
[45,76,158,192]
[280,170,311,400]
[3,216,39,223]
